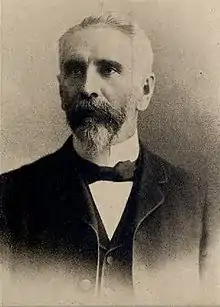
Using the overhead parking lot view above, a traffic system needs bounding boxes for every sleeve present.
[0,171,22,252]
[199,176,220,303]
[0,173,11,253]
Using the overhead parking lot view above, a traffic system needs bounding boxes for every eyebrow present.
[62,54,85,67]
[62,55,123,73]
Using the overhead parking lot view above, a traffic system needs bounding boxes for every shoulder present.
[143,145,206,200]
[1,150,59,188]
[0,136,74,194]
[146,150,207,229]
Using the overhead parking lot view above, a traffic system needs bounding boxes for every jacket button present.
[79,279,92,291]
[106,255,113,265]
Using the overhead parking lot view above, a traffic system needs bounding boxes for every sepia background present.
[1,0,220,305]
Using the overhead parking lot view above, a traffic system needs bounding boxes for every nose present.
[84,65,99,98]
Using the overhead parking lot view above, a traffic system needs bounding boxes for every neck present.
[72,129,139,167]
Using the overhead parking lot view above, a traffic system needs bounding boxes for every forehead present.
[60,26,134,65]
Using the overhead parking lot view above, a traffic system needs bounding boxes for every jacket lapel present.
[51,136,99,236]
[132,141,168,233]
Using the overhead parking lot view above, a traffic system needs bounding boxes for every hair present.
[58,14,153,71]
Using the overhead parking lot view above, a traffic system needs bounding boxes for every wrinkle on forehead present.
[59,26,153,76]
[61,27,132,62]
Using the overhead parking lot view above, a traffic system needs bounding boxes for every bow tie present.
[77,156,137,184]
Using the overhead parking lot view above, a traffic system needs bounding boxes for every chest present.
[6,179,203,305]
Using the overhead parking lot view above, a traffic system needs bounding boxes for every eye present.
[98,64,118,78]
[64,61,85,77]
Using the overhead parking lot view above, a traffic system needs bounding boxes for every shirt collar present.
[108,130,140,167]
[72,130,140,167]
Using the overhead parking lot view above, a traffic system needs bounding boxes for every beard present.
[63,92,127,154]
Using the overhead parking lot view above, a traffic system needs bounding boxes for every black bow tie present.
[77,156,137,184]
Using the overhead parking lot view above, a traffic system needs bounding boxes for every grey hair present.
[76,15,135,36]
[59,14,153,71]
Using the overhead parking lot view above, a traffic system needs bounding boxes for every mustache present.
[65,94,126,132]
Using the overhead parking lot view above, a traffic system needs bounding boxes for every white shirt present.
[89,132,140,240]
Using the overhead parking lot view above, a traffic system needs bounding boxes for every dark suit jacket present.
[0,136,208,304]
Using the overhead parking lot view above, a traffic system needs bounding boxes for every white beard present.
[74,123,115,157]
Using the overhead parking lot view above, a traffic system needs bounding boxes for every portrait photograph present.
[0,0,220,305]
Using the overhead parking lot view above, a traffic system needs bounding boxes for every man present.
[0,14,209,304]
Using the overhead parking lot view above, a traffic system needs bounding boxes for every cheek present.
[62,77,83,97]
[101,79,133,109]
[129,83,145,109]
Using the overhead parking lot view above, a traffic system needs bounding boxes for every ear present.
[137,73,155,111]
[57,74,66,111]
[57,74,61,84]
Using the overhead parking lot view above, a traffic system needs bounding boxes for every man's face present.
[58,26,153,151]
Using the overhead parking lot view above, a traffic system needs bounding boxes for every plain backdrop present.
[1,0,220,182]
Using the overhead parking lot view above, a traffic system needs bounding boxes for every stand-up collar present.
[72,131,140,167]
[107,131,140,166]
